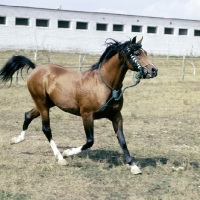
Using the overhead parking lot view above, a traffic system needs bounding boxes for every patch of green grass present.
[0,191,28,200]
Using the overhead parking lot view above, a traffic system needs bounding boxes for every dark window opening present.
[179,29,187,35]
[164,28,174,35]
[16,18,29,26]
[147,26,157,33]
[132,25,142,32]
[76,22,88,29]
[113,24,123,31]
[36,19,49,27]
[194,30,200,36]
[58,20,70,28]
[96,23,107,31]
[0,16,6,24]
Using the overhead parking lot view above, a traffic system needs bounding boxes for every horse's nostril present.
[152,67,157,76]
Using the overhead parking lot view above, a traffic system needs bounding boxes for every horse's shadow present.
[59,147,168,168]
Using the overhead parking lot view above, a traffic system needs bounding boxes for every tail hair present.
[0,55,36,84]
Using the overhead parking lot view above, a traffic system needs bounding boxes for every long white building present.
[0,4,200,56]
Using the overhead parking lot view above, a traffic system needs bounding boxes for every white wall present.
[0,5,200,56]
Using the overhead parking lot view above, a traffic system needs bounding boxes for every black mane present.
[90,38,131,70]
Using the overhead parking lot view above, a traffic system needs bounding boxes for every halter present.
[124,43,143,71]
[99,43,144,111]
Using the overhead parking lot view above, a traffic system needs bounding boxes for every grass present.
[0,50,200,199]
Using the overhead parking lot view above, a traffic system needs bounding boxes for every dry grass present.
[0,51,200,200]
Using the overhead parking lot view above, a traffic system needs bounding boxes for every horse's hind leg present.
[39,106,68,166]
[10,107,40,144]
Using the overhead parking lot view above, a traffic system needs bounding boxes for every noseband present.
[99,43,144,111]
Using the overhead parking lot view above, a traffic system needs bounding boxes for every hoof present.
[62,149,71,157]
[10,137,24,145]
[130,165,142,175]
[58,159,68,166]
[10,137,17,145]
[172,166,184,172]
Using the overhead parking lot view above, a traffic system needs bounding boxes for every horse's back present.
[28,64,79,87]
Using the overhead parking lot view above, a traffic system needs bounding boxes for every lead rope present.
[98,63,143,111]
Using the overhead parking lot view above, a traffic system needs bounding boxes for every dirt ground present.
[0,51,200,199]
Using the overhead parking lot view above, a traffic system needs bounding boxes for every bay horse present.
[0,36,157,174]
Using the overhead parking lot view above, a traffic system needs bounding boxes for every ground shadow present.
[21,152,35,155]
[59,147,168,168]
[136,157,168,168]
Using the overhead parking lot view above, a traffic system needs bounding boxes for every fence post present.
[132,71,135,83]
[78,55,82,72]
[182,55,186,81]
[15,70,19,85]
[166,55,169,67]
[191,62,196,76]
[34,50,37,61]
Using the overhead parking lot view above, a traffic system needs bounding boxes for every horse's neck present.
[100,54,127,90]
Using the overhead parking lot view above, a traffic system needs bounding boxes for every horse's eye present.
[134,52,140,56]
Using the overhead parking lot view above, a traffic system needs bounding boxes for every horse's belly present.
[58,106,81,116]
[51,93,80,115]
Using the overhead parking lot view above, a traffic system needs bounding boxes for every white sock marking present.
[50,140,63,161]
[63,146,82,157]
[130,164,142,174]
[14,130,26,143]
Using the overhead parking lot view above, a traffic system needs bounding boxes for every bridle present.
[124,44,142,68]
[123,43,150,79]
[98,43,145,111]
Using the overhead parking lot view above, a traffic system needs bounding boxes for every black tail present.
[0,55,36,84]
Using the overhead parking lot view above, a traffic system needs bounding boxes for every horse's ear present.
[132,36,136,44]
[137,36,143,44]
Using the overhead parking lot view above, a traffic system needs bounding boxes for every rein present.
[99,43,143,111]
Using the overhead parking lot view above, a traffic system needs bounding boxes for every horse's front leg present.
[111,112,142,174]
[63,113,94,157]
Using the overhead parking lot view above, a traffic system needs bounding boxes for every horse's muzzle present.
[143,65,158,79]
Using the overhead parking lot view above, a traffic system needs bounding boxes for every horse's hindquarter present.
[27,65,79,114]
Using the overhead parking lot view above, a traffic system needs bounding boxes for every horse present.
[0,36,157,174]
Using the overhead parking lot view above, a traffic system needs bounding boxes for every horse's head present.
[123,36,158,79]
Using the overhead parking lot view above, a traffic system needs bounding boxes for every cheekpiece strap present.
[124,43,143,70]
